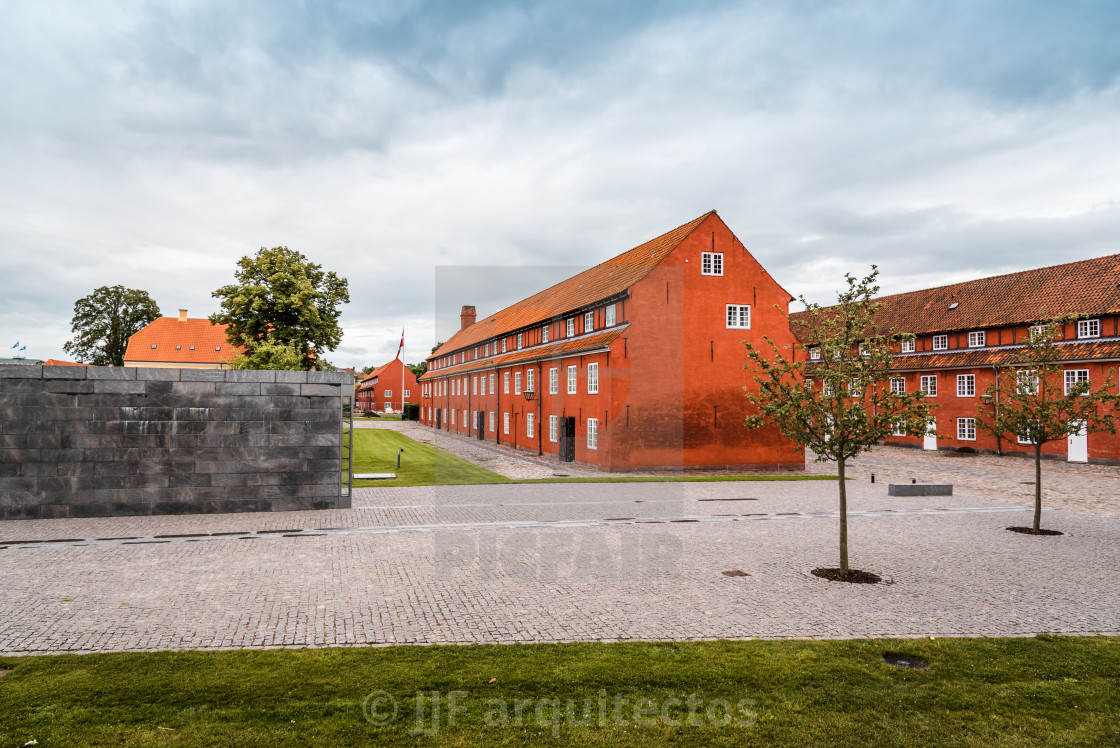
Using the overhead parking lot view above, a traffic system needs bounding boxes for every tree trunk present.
[1034,443,1043,531]
[838,457,849,574]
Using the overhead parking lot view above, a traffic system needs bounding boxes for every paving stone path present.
[2,473,1117,654]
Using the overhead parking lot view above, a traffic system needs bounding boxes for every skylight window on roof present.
[189,346,195,350]
[151,344,157,349]
[949,302,960,310]
[176,345,182,350]
[215,346,221,351]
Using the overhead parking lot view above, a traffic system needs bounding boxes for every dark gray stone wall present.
[0,365,354,520]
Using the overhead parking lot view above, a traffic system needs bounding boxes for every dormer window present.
[542,325,549,343]
[584,312,594,332]
[809,348,821,361]
[967,331,986,347]
[501,338,507,353]
[900,339,915,353]
[566,318,574,337]
[932,335,948,351]
[605,304,616,326]
[517,333,523,349]
[1077,319,1100,339]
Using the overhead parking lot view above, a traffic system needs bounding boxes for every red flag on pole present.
[395,328,404,360]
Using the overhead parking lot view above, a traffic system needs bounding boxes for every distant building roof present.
[124,311,244,365]
[42,359,88,366]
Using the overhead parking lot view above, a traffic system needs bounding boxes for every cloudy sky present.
[2,0,1118,367]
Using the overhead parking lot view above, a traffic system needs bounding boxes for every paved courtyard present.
[2,463,1118,654]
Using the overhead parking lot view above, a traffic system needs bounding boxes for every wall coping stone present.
[42,365,87,380]
[86,367,136,380]
[0,365,43,379]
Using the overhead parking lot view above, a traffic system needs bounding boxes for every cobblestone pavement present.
[1,477,1117,654]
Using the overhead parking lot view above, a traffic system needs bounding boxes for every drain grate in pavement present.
[883,652,928,669]
[256,529,302,534]
[671,519,699,523]
[721,570,750,577]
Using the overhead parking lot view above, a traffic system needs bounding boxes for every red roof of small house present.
[428,212,717,361]
[792,253,1120,340]
[358,360,397,389]
[124,316,244,364]
[42,359,88,366]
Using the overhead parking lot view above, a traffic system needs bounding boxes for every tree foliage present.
[406,361,428,377]
[63,285,161,367]
[975,316,1118,531]
[210,246,349,371]
[224,335,306,371]
[743,268,935,576]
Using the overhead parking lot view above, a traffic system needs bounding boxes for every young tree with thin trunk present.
[743,268,935,581]
[975,316,1118,534]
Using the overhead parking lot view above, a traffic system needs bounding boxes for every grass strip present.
[0,636,1117,746]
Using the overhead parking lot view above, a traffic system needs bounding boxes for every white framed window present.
[463,409,467,427]
[701,251,723,276]
[549,367,558,395]
[1017,432,1033,445]
[587,363,599,393]
[472,377,477,396]
[1029,325,1045,340]
[451,409,455,425]
[957,417,976,441]
[566,318,574,337]
[489,373,495,394]
[890,377,905,394]
[957,374,975,397]
[1077,319,1100,339]
[587,418,598,449]
[605,304,616,326]
[584,311,594,332]
[892,421,907,436]
[1064,369,1089,395]
[549,415,558,442]
[810,348,821,361]
[385,389,392,398]
[822,381,833,396]
[1017,370,1039,395]
[542,325,549,343]
[921,375,937,396]
[500,338,507,353]
[514,371,522,395]
[526,413,534,438]
[503,412,509,434]
[485,343,490,356]
[384,402,391,410]
[517,333,523,349]
[567,365,577,394]
[726,304,751,329]
[489,411,495,432]
[403,389,410,397]
[848,380,863,398]
[462,376,467,394]
[474,347,479,358]
[968,331,986,348]
[932,334,948,351]
[504,372,510,394]
[900,338,916,354]
[526,368,534,392]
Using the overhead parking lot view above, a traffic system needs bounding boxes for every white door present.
[1067,422,1088,463]
[923,419,937,451]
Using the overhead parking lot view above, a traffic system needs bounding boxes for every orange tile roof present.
[420,328,625,380]
[792,253,1120,338]
[886,338,1120,371]
[428,212,715,361]
[357,360,403,390]
[124,317,244,364]
[42,359,87,366]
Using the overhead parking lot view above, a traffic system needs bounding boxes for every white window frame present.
[384,389,392,398]
[1064,369,1089,395]
[549,415,558,443]
[726,304,751,329]
[485,343,490,356]
[489,411,495,432]
[810,348,821,361]
[968,331,986,348]
[900,338,915,354]
[517,333,523,349]
[892,421,907,437]
[463,409,467,427]
[503,412,509,434]
[957,417,976,441]
[605,304,616,326]
[890,377,905,394]
[403,389,410,397]
[1077,319,1100,339]
[584,311,594,332]
[920,375,937,397]
[932,334,948,351]
[566,318,574,337]
[587,363,599,394]
[514,371,522,395]
[472,376,477,396]
[542,325,549,343]
[549,367,558,395]
[504,371,510,394]
[526,368,534,393]
[957,374,975,397]
[587,418,598,450]
[1017,370,1039,395]
[489,372,495,394]
[526,412,534,438]
[451,409,455,425]
[701,251,723,276]
[567,365,577,394]
[1017,432,1033,445]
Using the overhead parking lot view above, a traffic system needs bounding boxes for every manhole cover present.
[883,652,928,669]
[721,570,750,577]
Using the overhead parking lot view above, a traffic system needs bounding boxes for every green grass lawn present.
[349,428,836,488]
[1,636,1117,746]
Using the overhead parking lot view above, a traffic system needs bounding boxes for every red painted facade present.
[356,358,419,413]
[417,212,803,471]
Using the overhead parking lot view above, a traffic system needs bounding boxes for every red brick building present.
[417,211,802,471]
[796,254,1120,464]
[356,358,419,413]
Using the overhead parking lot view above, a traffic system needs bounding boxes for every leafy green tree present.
[63,285,161,366]
[406,361,428,377]
[224,335,306,371]
[210,246,349,371]
[975,316,1118,534]
[743,268,935,580]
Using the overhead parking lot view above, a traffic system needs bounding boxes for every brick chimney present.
[460,305,476,331]
[178,309,188,322]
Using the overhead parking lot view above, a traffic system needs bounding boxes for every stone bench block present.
[888,483,953,496]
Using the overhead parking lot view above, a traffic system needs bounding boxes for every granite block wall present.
[0,365,354,520]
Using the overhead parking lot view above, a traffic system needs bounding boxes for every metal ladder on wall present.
[340,393,354,499]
